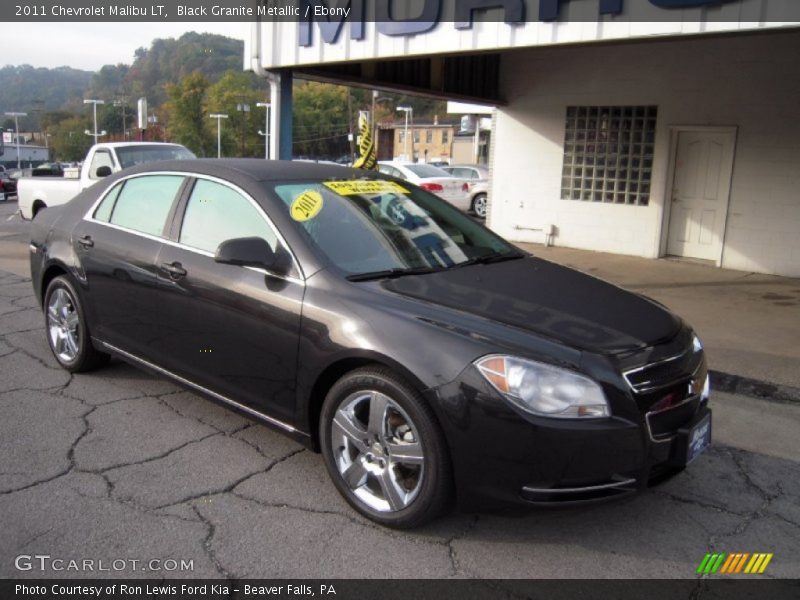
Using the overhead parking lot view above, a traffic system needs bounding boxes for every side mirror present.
[214,237,292,276]
[95,166,113,178]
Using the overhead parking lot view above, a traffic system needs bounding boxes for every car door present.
[155,177,304,423]
[75,174,188,361]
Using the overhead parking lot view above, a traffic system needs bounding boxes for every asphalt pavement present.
[0,201,798,579]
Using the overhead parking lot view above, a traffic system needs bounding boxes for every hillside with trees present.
[2,31,448,162]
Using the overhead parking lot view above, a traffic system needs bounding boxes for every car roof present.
[101,142,187,149]
[121,158,378,183]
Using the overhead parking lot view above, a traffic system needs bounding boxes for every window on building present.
[413,130,420,143]
[398,131,405,143]
[426,130,433,143]
[442,130,450,144]
[561,106,656,206]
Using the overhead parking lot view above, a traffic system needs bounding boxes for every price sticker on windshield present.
[323,180,409,196]
[291,190,324,222]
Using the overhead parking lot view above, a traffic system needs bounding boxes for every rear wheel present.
[472,193,488,219]
[43,276,109,372]
[320,367,452,528]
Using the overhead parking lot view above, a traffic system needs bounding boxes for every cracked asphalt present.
[0,204,799,580]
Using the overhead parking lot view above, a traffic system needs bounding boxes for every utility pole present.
[209,114,228,158]
[347,90,356,160]
[236,101,250,157]
[4,112,27,169]
[113,99,129,140]
[83,99,107,145]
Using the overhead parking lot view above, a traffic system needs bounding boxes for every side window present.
[88,150,114,180]
[452,168,472,179]
[109,175,184,237]
[93,182,124,222]
[179,179,277,255]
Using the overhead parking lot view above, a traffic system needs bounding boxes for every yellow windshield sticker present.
[323,180,409,196]
[291,190,324,222]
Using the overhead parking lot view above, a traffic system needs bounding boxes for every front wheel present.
[320,367,452,528]
[472,193,488,219]
[43,276,109,372]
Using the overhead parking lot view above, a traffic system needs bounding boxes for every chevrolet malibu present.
[30,160,711,528]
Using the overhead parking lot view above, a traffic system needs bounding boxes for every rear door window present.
[93,182,124,222]
[109,175,185,237]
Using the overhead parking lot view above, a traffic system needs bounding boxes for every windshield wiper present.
[347,266,442,282]
[454,252,526,268]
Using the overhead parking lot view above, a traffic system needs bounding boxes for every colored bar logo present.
[696,552,773,574]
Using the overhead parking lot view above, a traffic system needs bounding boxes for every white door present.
[666,130,736,261]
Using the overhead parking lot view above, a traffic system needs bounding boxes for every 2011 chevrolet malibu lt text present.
[29,160,711,528]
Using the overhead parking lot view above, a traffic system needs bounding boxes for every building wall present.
[490,30,800,277]
[0,145,50,169]
[391,126,454,162]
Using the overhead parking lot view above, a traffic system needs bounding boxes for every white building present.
[248,0,800,277]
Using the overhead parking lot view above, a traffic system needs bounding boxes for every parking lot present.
[0,201,798,579]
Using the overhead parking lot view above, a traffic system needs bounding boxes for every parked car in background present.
[0,170,17,202]
[9,163,65,180]
[18,142,195,219]
[378,161,471,212]
[30,159,712,528]
[442,164,490,219]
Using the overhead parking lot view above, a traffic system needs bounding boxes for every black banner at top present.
[3,0,800,23]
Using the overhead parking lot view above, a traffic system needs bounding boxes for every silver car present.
[378,161,471,212]
[442,164,490,219]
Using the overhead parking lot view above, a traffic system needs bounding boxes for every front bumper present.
[430,369,711,512]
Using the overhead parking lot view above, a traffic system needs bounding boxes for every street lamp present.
[396,106,413,161]
[83,99,107,145]
[256,102,271,160]
[209,113,229,158]
[4,111,27,169]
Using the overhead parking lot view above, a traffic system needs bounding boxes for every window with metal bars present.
[561,106,656,206]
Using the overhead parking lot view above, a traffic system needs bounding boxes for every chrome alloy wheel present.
[47,288,80,363]
[331,391,425,512]
[473,194,488,218]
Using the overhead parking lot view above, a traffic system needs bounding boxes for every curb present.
[710,370,800,405]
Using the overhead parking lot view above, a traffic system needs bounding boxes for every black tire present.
[471,193,488,219]
[43,275,110,373]
[320,367,453,528]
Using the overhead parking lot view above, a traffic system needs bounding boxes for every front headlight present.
[475,355,610,419]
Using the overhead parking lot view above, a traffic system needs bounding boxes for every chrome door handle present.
[161,262,187,278]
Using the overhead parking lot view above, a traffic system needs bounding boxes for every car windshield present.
[115,145,196,169]
[271,179,518,278]
[404,164,452,178]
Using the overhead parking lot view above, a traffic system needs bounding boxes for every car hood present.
[381,256,681,354]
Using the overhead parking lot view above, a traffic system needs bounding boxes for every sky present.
[3,22,249,71]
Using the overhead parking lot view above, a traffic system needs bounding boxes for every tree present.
[165,72,213,156]
[205,71,268,157]
[293,82,351,159]
[49,115,92,162]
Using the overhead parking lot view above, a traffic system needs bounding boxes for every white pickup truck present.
[18,142,195,219]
